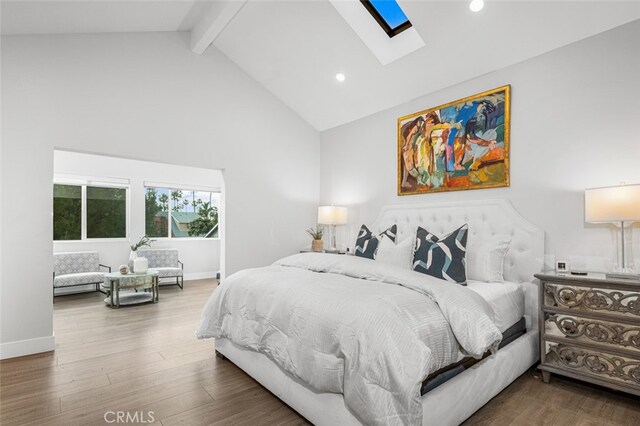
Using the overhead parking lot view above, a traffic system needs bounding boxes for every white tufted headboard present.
[370,199,545,329]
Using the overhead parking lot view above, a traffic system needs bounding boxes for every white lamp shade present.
[585,184,640,223]
[317,206,348,225]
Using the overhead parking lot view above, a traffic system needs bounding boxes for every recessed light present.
[470,0,484,12]
[335,73,346,82]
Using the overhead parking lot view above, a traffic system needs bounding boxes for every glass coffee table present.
[103,269,159,308]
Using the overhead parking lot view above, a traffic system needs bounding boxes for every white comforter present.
[196,253,502,425]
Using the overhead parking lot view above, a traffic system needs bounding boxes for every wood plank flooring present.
[1,279,638,425]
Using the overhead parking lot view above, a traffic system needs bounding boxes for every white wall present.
[53,151,222,292]
[320,20,640,272]
[0,31,320,359]
[0,40,3,353]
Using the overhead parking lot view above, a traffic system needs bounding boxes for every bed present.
[198,199,545,425]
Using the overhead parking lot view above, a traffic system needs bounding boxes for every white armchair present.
[53,251,111,300]
[136,249,184,289]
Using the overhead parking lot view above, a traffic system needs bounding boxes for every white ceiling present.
[213,1,640,130]
[0,1,207,35]
[2,1,639,131]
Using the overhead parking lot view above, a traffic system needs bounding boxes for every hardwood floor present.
[1,279,638,425]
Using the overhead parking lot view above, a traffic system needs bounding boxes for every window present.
[53,183,128,241]
[361,0,412,38]
[53,184,82,240]
[145,186,219,239]
[86,187,127,238]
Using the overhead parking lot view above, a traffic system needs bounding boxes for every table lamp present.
[318,206,348,253]
[585,183,640,277]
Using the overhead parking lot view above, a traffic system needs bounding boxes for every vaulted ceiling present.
[3,1,639,131]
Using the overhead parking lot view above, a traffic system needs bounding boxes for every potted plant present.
[306,225,325,252]
[129,236,156,272]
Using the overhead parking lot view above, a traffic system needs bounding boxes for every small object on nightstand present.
[555,260,569,274]
[569,270,588,276]
[311,239,324,252]
[306,225,325,252]
[119,265,129,275]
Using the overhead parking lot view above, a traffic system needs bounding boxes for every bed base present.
[215,330,539,426]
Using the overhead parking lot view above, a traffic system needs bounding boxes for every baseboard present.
[183,271,217,281]
[0,334,55,360]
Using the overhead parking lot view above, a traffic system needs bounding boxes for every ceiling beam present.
[190,0,247,55]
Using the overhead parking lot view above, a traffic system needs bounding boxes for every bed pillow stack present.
[354,222,510,286]
[412,224,469,285]
[354,224,397,259]
[466,235,511,283]
[376,235,414,269]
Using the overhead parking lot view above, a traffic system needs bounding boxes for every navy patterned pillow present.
[412,224,468,285]
[355,225,397,259]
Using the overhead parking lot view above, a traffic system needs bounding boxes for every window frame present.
[53,179,130,243]
[360,0,412,38]
[143,184,221,241]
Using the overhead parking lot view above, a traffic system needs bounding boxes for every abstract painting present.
[397,85,510,195]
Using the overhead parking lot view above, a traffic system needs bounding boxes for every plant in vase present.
[129,236,155,273]
[306,225,325,252]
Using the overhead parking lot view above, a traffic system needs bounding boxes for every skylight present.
[330,0,425,66]
[361,0,412,38]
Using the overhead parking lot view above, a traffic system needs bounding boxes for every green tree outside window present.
[53,184,82,240]
[87,186,126,238]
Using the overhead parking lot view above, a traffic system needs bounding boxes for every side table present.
[535,272,640,397]
[103,269,159,308]
[299,249,347,254]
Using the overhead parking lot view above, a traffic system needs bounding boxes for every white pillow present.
[466,235,511,283]
[375,236,413,269]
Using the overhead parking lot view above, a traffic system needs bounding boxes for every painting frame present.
[397,84,511,196]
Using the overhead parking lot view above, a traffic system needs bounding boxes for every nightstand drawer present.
[544,314,640,354]
[543,282,640,322]
[542,342,640,395]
